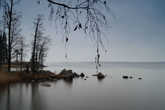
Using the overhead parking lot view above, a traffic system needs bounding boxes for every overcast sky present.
[2,0,165,62]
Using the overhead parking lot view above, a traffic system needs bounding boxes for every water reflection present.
[63,79,73,88]
[6,85,10,110]
[0,85,11,110]
[0,83,47,110]
[31,83,45,110]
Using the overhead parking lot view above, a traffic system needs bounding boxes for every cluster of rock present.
[122,75,142,80]
[55,69,85,80]
[23,69,107,87]
[55,69,106,81]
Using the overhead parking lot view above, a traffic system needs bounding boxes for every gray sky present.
[2,0,165,62]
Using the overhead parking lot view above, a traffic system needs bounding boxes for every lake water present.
[0,62,165,110]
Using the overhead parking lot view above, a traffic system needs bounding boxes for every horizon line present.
[46,61,165,63]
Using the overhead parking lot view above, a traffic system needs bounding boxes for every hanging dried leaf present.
[66,37,68,43]
[104,1,106,5]
[61,16,64,19]
[103,15,106,20]
[37,1,40,4]
[79,23,82,29]
[74,26,77,31]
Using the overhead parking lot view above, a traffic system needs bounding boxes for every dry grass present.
[0,70,21,85]
[0,68,55,85]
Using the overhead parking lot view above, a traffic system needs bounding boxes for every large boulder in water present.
[56,69,79,79]
[58,69,73,78]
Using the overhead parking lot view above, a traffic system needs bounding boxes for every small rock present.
[122,75,128,79]
[80,73,85,77]
[92,72,106,79]
[138,77,142,80]
[97,72,105,79]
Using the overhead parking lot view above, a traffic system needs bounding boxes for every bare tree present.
[38,37,50,70]
[31,15,49,72]
[2,0,22,72]
[19,37,26,71]
[13,36,27,71]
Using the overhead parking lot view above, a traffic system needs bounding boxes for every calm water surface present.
[0,62,165,110]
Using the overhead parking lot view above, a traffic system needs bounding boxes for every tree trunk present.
[8,0,13,72]
[31,20,39,72]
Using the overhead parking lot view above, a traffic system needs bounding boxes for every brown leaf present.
[74,26,77,31]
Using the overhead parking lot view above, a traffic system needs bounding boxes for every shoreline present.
[0,69,56,86]
[0,68,92,86]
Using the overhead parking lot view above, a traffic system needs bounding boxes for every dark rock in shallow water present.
[122,75,129,79]
[93,72,106,79]
[73,72,80,78]
[97,72,106,79]
[138,77,142,80]
[59,69,73,76]
[57,69,80,79]
[80,73,85,77]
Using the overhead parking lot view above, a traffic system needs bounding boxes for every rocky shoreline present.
[0,69,106,86]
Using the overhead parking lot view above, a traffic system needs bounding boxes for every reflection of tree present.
[18,84,23,110]
[0,86,10,110]
[7,85,10,110]
[31,83,45,110]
